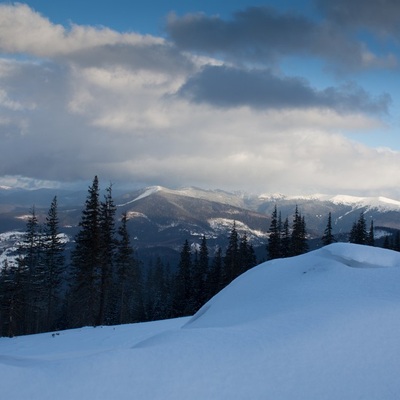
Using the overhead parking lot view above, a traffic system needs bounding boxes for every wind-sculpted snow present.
[1,243,400,399]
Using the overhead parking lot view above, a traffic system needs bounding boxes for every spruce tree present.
[192,236,209,312]
[19,207,43,334]
[267,205,281,260]
[42,196,65,331]
[383,235,391,249]
[69,176,101,327]
[0,260,18,337]
[239,232,256,273]
[349,212,368,245]
[115,212,141,324]
[97,184,117,326]
[223,222,240,285]
[205,246,222,301]
[291,206,308,256]
[280,217,291,258]
[145,256,169,321]
[367,220,375,246]
[173,240,193,316]
[322,212,335,246]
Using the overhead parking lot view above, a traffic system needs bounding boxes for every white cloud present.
[0,4,398,197]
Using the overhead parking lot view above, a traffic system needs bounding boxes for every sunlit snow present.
[1,243,400,399]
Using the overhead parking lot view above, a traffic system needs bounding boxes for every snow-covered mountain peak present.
[258,193,287,201]
[259,192,400,212]
[328,194,400,211]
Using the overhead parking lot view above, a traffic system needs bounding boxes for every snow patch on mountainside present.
[259,192,400,212]
[126,211,149,220]
[208,218,268,239]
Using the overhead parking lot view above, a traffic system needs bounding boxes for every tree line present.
[267,205,309,260]
[267,208,377,260]
[0,177,257,337]
[1,176,397,337]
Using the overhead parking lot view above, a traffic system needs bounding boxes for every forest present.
[0,176,389,337]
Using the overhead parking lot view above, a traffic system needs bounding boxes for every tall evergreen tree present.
[267,205,281,260]
[42,196,65,331]
[367,220,375,246]
[223,222,240,285]
[173,240,193,316]
[192,236,209,312]
[115,212,142,324]
[280,216,291,258]
[291,206,308,256]
[0,260,19,337]
[69,176,101,327]
[97,184,117,326]
[206,246,223,301]
[383,235,391,249]
[321,212,335,246]
[239,232,256,273]
[349,211,368,245]
[19,207,43,334]
[145,256,170,321]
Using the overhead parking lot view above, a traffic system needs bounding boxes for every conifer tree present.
[19,207,43,334]
[280,216,291,258]
[0,260,19,337]
[223,222,240,285]
[239,232,257,273]
[42,196,65,331]
[192,235,209,312]
[367,220,375,246]
[97,184,117,326]
[291,206,308,256]
[145,257,169,321]
[173,240,193,316]
[267,205,281,260]
[69,176,101,327]
[115,212,140,324]
[206,246,223,301]
[349,211,368,245]
[383,235,391,249]
[321,212,335,246]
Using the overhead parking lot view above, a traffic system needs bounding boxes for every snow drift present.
[1,243,400,399]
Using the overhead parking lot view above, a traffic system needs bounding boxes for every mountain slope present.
[0,185,400,263]
[1,243,400,400]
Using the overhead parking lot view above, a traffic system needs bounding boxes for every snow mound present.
[2,243,400,400]
[185,243,400,329]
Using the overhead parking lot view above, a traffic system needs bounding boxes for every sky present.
[0,1,400,196]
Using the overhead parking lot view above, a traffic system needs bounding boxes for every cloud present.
[0,3,164,58]
[0,3,399,197]
[177,65,391,113]
[316,0,400,36]
[166,7,393,70]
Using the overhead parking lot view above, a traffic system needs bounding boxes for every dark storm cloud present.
[177,65,391,114]
[316,0,400,36]
[166,7,371,69]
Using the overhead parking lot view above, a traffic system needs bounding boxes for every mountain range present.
[0,185,399,265]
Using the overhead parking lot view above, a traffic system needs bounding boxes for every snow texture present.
[1,243,400,399]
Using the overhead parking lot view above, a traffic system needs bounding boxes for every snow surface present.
[1,243,400,399]
[259,193,400,212]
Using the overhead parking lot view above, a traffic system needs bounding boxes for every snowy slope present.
[1,243,400,399]
[260,192,400,212]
